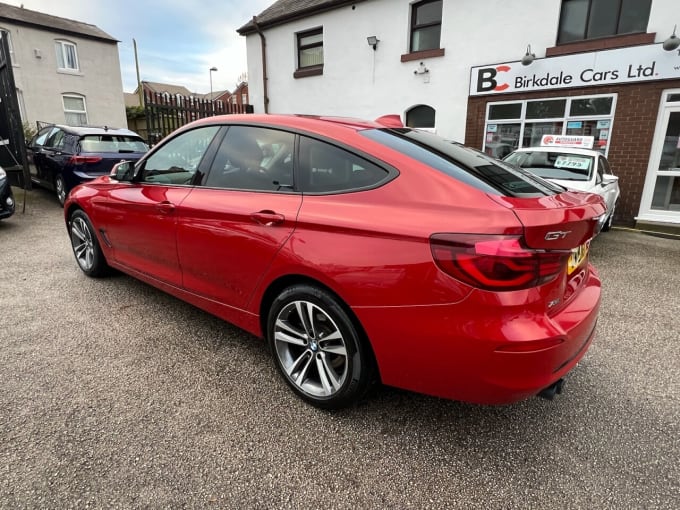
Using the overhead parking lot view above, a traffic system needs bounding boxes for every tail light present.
[68,155,102,165]
[430,234,569,291]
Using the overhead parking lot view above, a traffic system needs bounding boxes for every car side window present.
[45,129,65,150]
[600,156,614,176]
[596,158,605,185]
[298,136,389,193]
[139,126,219,185]
[204,126,295,192]
[32,127,54,147]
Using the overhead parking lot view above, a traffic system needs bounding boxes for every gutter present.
[251,16,269,114]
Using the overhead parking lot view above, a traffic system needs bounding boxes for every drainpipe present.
[252,16,269,113]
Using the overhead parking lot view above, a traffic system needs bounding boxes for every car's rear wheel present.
[69,210,109,277]
[55,174,67,206]
[267,284,374,409]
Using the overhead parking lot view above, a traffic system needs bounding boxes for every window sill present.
[546,32,656,57]
[400,48,445,62]
[294,65,323,79]
[57,68,83,76]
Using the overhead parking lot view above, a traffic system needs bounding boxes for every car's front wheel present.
[267,284,374,409]
[602,205,615,232]
[55,174,67,206]
[69,210,110,277]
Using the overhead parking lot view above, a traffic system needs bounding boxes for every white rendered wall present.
[244,0,679,142]
[5,22,127,129]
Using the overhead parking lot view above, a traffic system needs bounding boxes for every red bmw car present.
[64,114,605,409]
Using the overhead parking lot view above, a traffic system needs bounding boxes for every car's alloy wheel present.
[267,285,374,409]
[55,174,67,206]
[69,210,109,277]
[602,206,615,232]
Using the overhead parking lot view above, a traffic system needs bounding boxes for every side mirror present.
[111,160,134,181]
[603,174,619,185]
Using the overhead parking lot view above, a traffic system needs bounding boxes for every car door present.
[27,127,57,186]
[176,125,301,309]
[96,125,222,286]
[41,128,69,190]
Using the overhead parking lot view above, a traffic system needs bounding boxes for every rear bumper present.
[354,265,601,405]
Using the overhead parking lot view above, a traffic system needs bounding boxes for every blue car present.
[0,166,15,219]
[27,125,148,205]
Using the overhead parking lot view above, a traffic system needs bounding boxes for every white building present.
[238,0,680,231]
[0,2,127,130]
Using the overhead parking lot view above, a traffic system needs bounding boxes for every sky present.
[16,0,273,94]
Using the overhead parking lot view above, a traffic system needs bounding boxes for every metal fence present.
[144,92,253,145]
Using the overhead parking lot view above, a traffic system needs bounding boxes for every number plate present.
[568,242,590,275]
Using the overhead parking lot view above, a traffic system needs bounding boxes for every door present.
[639,92,680,222]
[96,125,221,286]
[177,125,301,309]
[27,126,57,185]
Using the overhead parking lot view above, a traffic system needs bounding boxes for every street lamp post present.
[209,66,218,101]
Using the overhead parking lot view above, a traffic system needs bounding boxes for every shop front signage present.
[470,43,680,96]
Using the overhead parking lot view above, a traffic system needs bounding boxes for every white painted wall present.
[245,0,680,142]
[3,22,127,130]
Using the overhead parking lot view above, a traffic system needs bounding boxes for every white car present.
[504,145,620,232]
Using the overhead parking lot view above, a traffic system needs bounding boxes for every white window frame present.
[483,93,618,157]
[0,28,13,54]
[62,94,88,126]
[55,39,79,72]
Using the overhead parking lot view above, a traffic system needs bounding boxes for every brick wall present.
[465,79,680,226]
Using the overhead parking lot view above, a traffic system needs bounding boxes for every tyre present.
[267,284,374,409]
[55,174,67,206]
[69,210,110,277]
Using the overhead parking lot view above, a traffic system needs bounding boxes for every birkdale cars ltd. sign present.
[470,43,680,96]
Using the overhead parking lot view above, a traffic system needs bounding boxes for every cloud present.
[15,0,272,93]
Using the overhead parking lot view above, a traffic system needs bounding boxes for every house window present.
[63,94,88,125]
[297,28,323,72]
[241,93,247,104]
[406,105,436,128]
[0,28,13,54]
[410,0,442,52]
[55,40,79,71]
[557,0,652,44]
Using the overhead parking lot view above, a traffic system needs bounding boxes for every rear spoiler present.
[374,115,403,128]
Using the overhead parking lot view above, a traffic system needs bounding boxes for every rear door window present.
[298,136,390,193]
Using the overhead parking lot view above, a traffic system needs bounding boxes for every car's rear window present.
[79,135,148,154]
[504,151,594,181]
[359,128,560,197]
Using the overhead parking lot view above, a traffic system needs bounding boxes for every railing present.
[144,92,253,145]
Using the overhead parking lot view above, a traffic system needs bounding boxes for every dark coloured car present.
[65,114,605,409]
[27,124,148,205]
[0,166,15,220]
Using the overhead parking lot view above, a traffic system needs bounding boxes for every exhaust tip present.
[537,378,565,400]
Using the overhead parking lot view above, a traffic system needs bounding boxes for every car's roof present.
[54,125,142,137]
[511,146,602,157]
[189,113,392,133]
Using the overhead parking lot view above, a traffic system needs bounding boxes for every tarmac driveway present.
[0,188,678,508]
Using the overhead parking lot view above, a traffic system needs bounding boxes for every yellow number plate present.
[568,242,590,275]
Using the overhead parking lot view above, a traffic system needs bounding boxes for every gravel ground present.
[0,187,678,509]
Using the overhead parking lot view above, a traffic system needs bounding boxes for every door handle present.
[156,201,175,214]
[251,210,285,226]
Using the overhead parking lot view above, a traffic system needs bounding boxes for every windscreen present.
[79,135,148,154]
[360,128,561,197]
[504,151,594,181]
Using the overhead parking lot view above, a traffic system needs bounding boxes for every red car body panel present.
[65,114,606,405]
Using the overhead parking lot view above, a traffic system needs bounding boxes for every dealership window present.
[55,40,79,71]
[62,94,88,125]
[406,105,436,129]
[410,0,442,52]
[483,94,616,157]
[295,28,323,78]
[557,0,651,44]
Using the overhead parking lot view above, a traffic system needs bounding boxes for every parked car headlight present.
[0,167,6,181]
